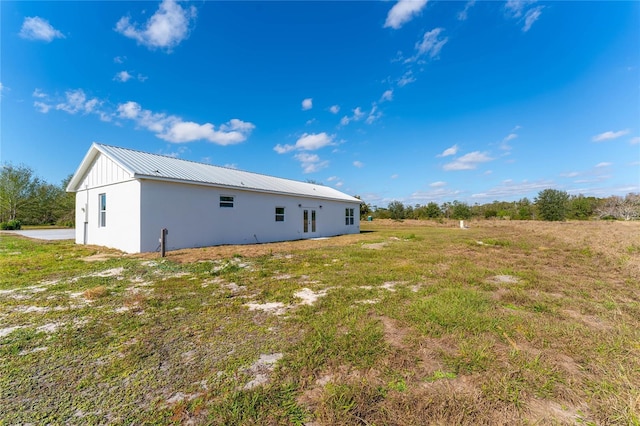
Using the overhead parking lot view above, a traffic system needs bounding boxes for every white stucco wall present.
[75,180,141,253]
[74,153,141,253]
[138,179,360,253]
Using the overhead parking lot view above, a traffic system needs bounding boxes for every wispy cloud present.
[301,98,313,111]
[457,0,476,21]
[115,0,197,52]
[430,181,447,188]
[19,17,65,42]
[592,129,630,142]
[114,71,133,82]
[471,179,554,199]
[413,28,448,59]
[443,151,493,171]
[397,71,416,87]
[437,144,459,157]
[500,132,518,151]
[505,0,543,32]
[384,0,428,30]
[114,71,147,83]
[366,104,382,124]
[329,105,340,114]
[273,132,336,154]
[32,88,254,143]
[340,107,365,126]
[380,90,394,102]
[353,160,364,168]
[522,6,543,32]
[595,162,613,168]
[630,136,640,145]
[294,152,329,173]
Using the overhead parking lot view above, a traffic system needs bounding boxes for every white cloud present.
[329,105,340,114]
[274,132,336,154]
[19,17,64,42]
[429,181,447,188]
[294,153,329,173]
[630,136,640,145]
[353,161,364,168]
[115,0,197,51]
[391,174,399,179]
[380,90,394,102]
[505,1,543,32]
[116,101,254,144]
[114,56,126,64]
[161,118,254,145]
[397,71,416,87]
[301,98,313,110]
[505,0,536,18]
[32,88,47,98]
[340,107,365,126]
[500,132,518,150]
[437,144,458,157]
[443,151,493,171]
[114,71,133,82]
[592,129,630,142]
[414,28,448,59]
[471,179,553,199]
[384,0,428,29]
[595,162,612,168]
[327,176,338,182]
[522,6,543,32]
[457,0,476,21]
[55,89,100,114]
[409,188,462,203]
[366,104,382,124]
[34,101,52,113]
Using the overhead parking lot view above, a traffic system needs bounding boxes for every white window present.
[220,195,234,208]
[99,193,106,227]
[275,207,285,222]
[345,208,354,225]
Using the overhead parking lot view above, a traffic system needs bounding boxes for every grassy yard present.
[1,220,639,424]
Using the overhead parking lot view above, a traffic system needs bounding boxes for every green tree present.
[535,189,570,221]
[568,195,597,220]
[424,202,442,219]
[451,200,472,220]
[0,164,40,222]
[388,201,405,220]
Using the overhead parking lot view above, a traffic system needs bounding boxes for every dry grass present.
[82,285,108,300]
[1,219,638,424]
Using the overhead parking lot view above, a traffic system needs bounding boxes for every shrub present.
[0,219,22,230]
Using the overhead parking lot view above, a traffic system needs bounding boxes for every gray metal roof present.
[68,143,361,203]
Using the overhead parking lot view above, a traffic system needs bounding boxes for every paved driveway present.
[4,229,75,240]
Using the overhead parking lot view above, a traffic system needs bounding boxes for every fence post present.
[160,228,168,257]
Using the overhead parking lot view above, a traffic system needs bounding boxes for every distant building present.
[66,143,361,253]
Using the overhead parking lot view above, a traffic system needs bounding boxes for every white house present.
[66,143,362,253]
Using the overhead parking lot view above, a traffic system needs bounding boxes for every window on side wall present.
[99,193,106,227]
[345,208,354,225]
[220,195,234,208]
[275,207,285,222]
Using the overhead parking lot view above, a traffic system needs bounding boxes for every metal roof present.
[67,143,361,203]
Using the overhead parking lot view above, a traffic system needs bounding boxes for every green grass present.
[1,221,639,424]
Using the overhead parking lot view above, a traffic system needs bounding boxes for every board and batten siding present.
[78,153,133,189]
[138,179,360,253]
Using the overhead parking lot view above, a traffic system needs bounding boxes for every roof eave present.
[134,174,361,203]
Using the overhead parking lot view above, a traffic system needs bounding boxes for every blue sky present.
[1,0,638,208]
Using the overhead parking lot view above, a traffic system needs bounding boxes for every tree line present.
[360,189,640,222]
[0,164,74,229]
[2,163,638,230]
